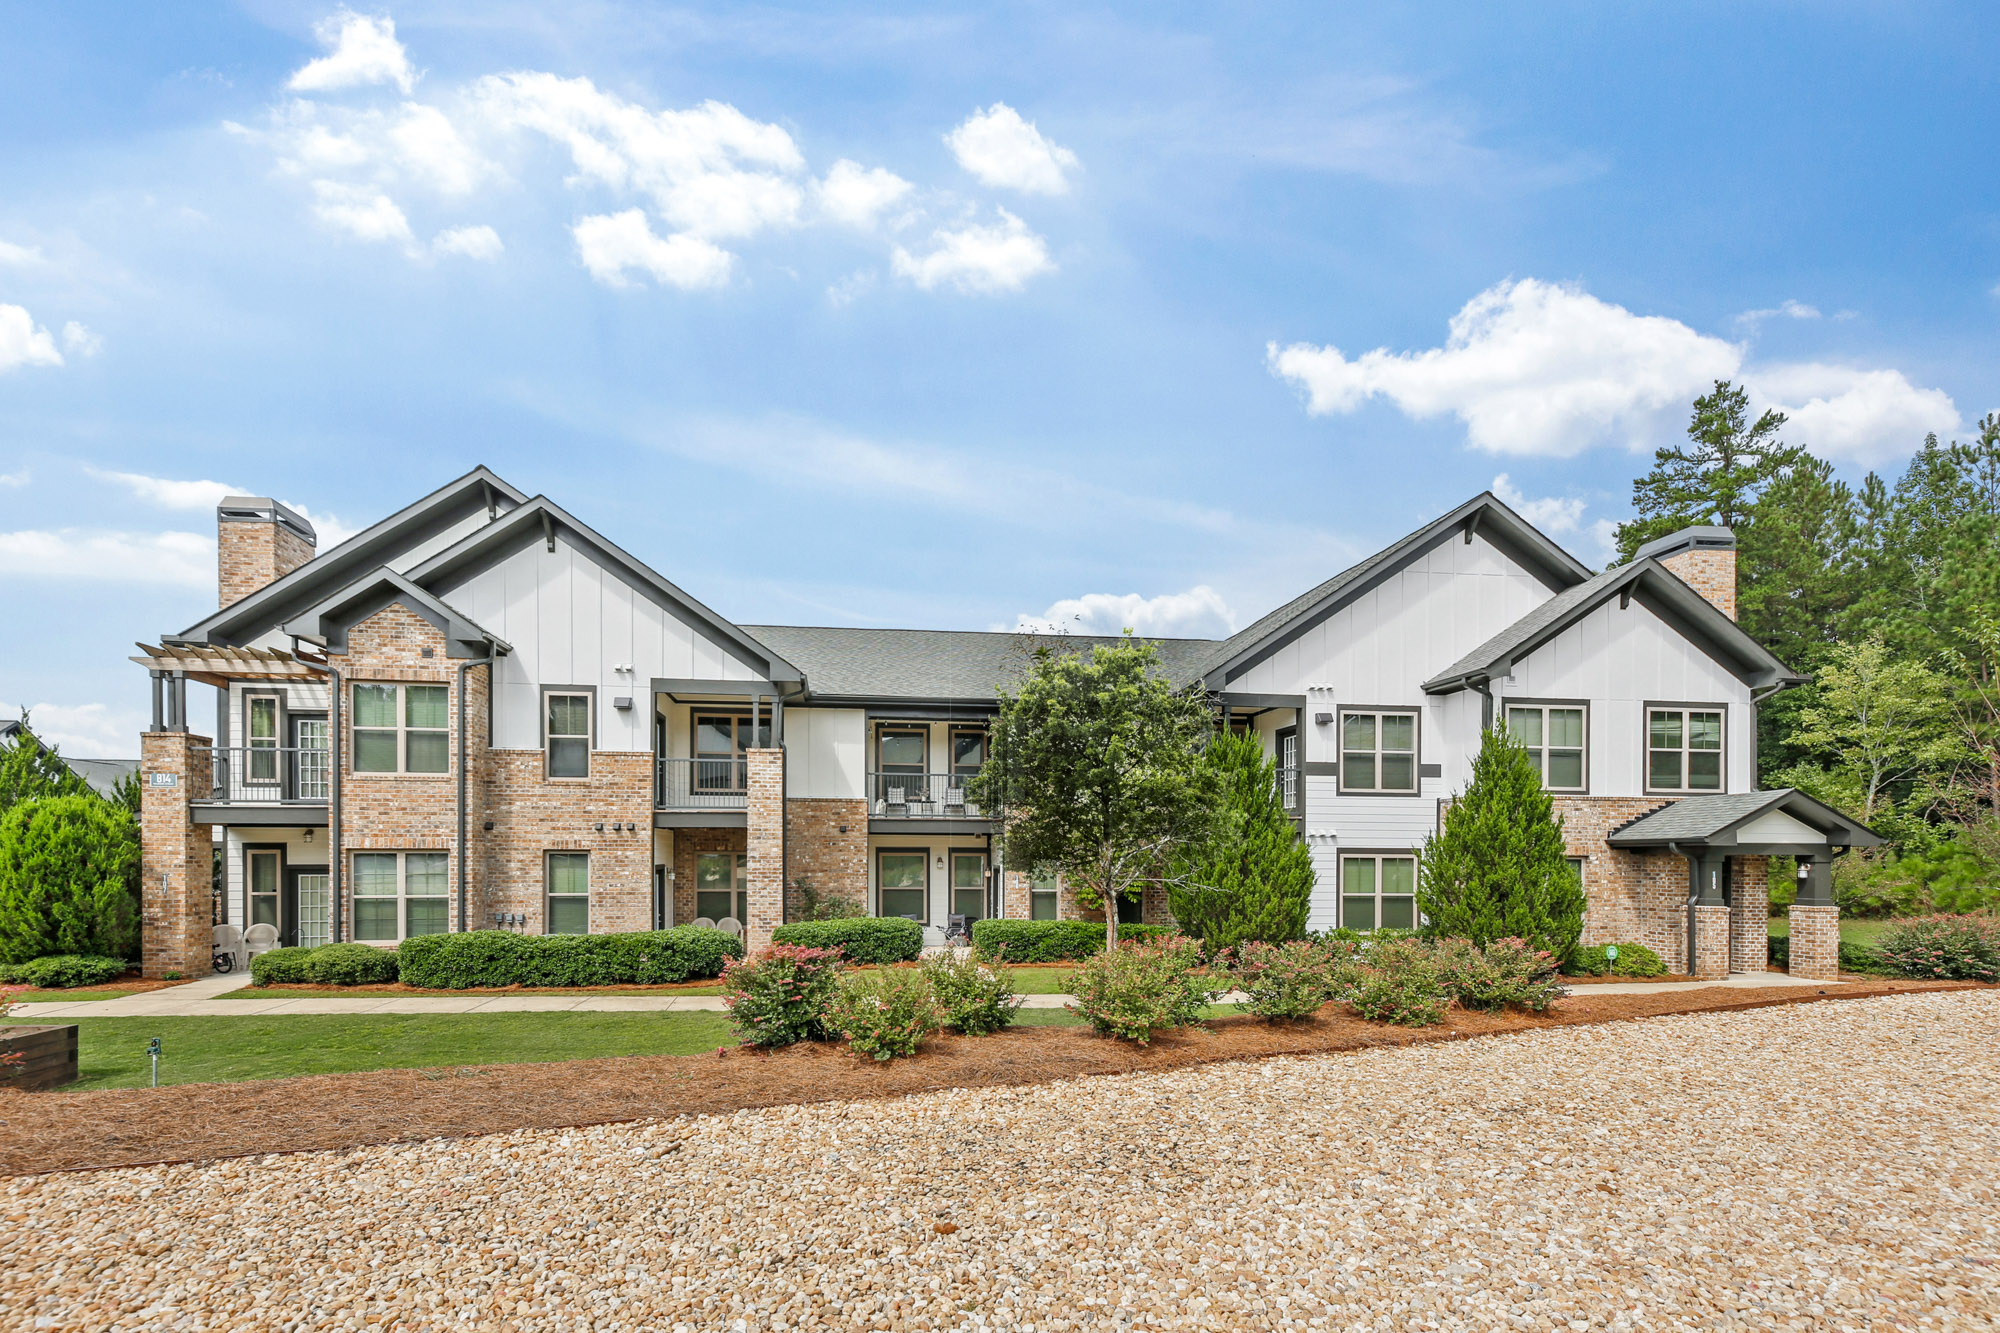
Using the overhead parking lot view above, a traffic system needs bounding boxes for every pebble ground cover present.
[7,990,1997,1331]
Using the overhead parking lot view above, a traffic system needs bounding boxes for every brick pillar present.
[1691,903,1732,979]
[744,747,786,952]
[1788,904,1841,980]
[1728,856,1770,973]
[140,731,214,978]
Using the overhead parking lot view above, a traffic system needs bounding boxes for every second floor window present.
[1507,704,1587,792]
[546,692,591,778]
[353,683,448,774]
[950,727,986,777]
[692,712,763,790]
[246,695,279,784]
[1340,710,1418,793]
[1648,707,1725,793]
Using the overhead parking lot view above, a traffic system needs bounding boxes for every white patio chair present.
[715,916,744,938]
[692,916,716,930]
[242,922,280,960]
[212,924,246,974]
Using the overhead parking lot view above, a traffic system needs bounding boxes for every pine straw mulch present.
[0,977,1983,1178]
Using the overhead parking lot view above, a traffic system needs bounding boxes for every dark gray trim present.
[1302,761,1340,777]
[1497,697,1590,795]
[328,664,342,941]
[854,700,1002,719]
[1634,524,1735,561]
[870,818,995,835]
[652,678,781,698]
[874,845,932,923]
[243,842,286,936]
[653,810,749,829]
[219,496,316,544]
[408,497,802,684]
[1216,692,1307,709]
[1641,701,1730,797]
[240,689,287,793]
[1418,763,1443,778]
[1335,705,1424,797]
[1608,787,1881,850]
[285,569,510,660]
[194,803,327,826]
[540,684,598,780]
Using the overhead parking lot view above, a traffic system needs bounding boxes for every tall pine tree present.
[1615,380,1800,561]
[1166,731,1315,948]
[1416,726,1585,963]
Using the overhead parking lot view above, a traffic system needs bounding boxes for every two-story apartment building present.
[135,467,1874,984]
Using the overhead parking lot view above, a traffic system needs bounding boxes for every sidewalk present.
[17,970,1843,1019]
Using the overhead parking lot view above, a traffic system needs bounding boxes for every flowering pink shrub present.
[826,967,941,1060]
[1066,934,1216,1042]
[1224,938,1361,1021]
[1874,915,2000,982]
[720,944,845,1047]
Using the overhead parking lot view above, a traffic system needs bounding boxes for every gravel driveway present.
[8,991,1998,1331]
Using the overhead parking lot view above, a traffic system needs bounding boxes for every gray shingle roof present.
[741,626,1217,702]
[1606,790,1794,843]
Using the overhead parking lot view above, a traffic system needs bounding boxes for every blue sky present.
[2,1,1996,757]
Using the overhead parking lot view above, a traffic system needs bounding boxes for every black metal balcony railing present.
[656,756,750,810]
[199,745,332,804]
[869,771,986,819]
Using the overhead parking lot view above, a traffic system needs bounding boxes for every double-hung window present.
[546,852,590,934]
[352,851,449,942]
[1029,870,1059,921]
[1647,706,1725,793]
[546,692,591,778]
[246,695,280,785]
[694,851,748,923]
[1506,704,1587,792]
[1340,710,1418,793]
[878,848,928,921]
[1342,853,1417,931]
[352,684,449,774]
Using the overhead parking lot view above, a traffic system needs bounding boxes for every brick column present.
[1728,856,1770,973]
[1691,903,1732,978]
[140,731,214,979]
[1788,904,1841,980]
[744,747,786,952]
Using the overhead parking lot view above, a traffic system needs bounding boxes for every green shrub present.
[1166,732,1315,949]
[1437,937,1565,1012]
[970,918,1169,963]
[721,944,845,1047]
[794,878,865,921]
[924,951,1024,1035]
[394,927,742,989]
[251,946,316,986]
[1065,934,1215,1043]
[1565,941,1668,978]
[1873,915,2000,981]
[827,967,941,1060]
[770,917,923,965]
[0,794,141,965]
[1348,938,1450,1026]
[1225,938,1361,1021]
[0,954,128,988]
[1769,934,1892,975]
[303,942,398,986]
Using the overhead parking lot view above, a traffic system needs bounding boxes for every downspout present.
[456,655,476,934]
[328,664,343,943]
[1471,676,1495,732]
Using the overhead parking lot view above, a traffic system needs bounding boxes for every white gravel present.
[7,991,1999,1332]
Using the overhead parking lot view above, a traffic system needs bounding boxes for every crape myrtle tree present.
[969,634,1221,955]
[1416,725,1585,964]
[1167,730,1315,948]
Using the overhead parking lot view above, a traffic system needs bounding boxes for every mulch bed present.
[239,979,731,997]
[11,977,191,1000]
[0,978,1982,1178]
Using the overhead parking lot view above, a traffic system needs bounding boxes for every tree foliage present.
[1615,380,1801,560]
[969,635,1220,954]
[0,722,94,814]
[0,793,142,964]
[1166,731,1315,948]
[1415,727,1585,963]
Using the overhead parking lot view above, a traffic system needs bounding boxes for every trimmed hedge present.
[250,946,316,986]
[304,942,398,986]
[1565,941,1667,978]
[395,927,743,989]
[0,953,129,988]
[969,919,1170,963]
[771,917,924,965]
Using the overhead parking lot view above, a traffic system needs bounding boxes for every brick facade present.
[1690,903,1732,978]
[140,731,215,978]
[784,798,868,919]
[1657,547,1737,621]
[1729,856,1770,973]
[744,749,786,950]
[1788,903,1841,980]
[218,515,314,609]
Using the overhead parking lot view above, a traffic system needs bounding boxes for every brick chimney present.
[217,497,317,608]
[1636,525,1736,621]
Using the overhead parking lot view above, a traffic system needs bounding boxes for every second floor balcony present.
[869,771,986,820]
[656,756,749,811]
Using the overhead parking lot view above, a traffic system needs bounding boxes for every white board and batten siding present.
[783,707,865,799]
[442,534,769,753]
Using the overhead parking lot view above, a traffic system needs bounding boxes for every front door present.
[281,866,331,949]
[291,716,329,801]
[949,850,987,925]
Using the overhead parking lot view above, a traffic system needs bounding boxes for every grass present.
[1766,917,1901,948]
[221,985,729,999]
[11,988,152,1003]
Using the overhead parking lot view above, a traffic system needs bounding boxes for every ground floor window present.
[546,852,590,934]
[695,851,747,922]
[1341,853,1417,931]
[878,848,928,921]
[353,851,449,942]
[1029,870,1059,920]
[950,849,987,923]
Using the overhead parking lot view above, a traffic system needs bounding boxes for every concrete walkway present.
[17,969,1843,1019]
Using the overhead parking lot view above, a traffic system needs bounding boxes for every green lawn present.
[62,1013,738,1089]
[220,985,728,999]
[1766,917,1900,948]
[11,988,154,1003]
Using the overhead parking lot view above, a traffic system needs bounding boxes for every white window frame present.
[351,683,450,775]
[1340,851,1419,932]
[546,851,591,934]
[1338,709,1420,794]
[1505,701,1589,793]
[245,692,282,786]
[351,850,450,943]
[1645,704,1727,795]
[545,689,594,780]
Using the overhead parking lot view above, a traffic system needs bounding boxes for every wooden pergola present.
[130,642,328,730]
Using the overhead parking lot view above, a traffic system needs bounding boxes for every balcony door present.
[949,849,987,924]
[693,713,766,792]
[877,727,928,806]
[291,715,329,801]
[288,867,331,949]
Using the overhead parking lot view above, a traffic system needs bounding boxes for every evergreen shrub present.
[250,946,316,986]
[770,917,923,964]
[395,927,743,989]
[0,954,128,988]
[303,943,398,986]
[1167,732,1315,948]
[0,794,141,965]
[1565,942,1668,978]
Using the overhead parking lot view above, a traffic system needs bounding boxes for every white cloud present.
[0,304,63,372]
[0,529,215,587]
[891,209,1053,294]
[384,102,485,196]
[2,703,147,760]
[433,223,503,261]
[1751,365,1962,467]
[1016,586,1237,639]
[0,239,44,266]
[1490,473,1586,535]
[825,269,876,307]
[86,467,236,510]
[285,503,361,550]
[573,210,733,289]
[946,103,1079,195]
[1736,299,1821,329]
[288,10,416,96]
[1269,279,1741,458]
[61,321,102,358]
[310,178,415,246]
[0,470,26,487]
[813,159,913,229]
